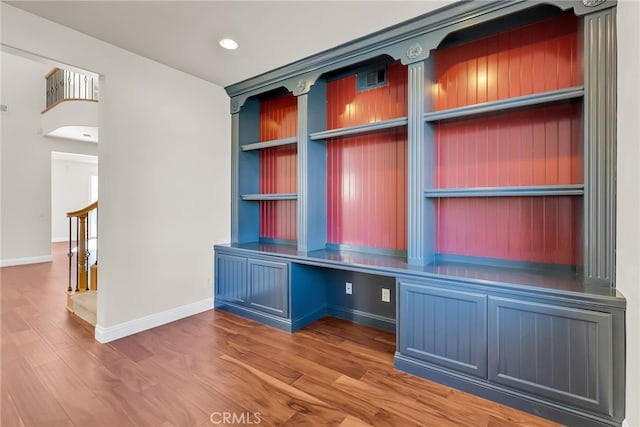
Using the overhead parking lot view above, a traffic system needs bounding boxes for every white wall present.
[1,4,230,330]
[0,51,98,265]
[616,2,640,427]
[51,154,98,242]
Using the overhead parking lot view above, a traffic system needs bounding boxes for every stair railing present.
[66,201,98,294]
[43,67,98,113]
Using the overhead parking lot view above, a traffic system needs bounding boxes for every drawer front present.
[398,280,487,378]
[215,253,247,304]
[488,297,613,415]
[248,258,289,318]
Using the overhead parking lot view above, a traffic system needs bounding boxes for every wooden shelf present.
[241,136,297,152]
[241,193,298,201]
[424,184,584,198]
[424,87,584,123]
[309,117,408,141]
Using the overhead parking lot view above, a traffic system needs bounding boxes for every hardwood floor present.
[1,243,559,427]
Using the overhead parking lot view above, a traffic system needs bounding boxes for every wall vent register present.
[357,66,387,91]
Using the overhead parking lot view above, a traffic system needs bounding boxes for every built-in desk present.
[214,243,625,427]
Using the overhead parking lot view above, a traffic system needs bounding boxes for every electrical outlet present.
[345,282,353,295]
[382,288,391,303]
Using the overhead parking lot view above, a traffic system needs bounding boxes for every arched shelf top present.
[226,0,615,111]
[230,86,291,114]
[436,3,575,51]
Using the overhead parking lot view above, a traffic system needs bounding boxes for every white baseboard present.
[94,298,212,343]
[0,255,52,267]
[52,237,68,243]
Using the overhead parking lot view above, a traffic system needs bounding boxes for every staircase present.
[71,290,97,326]
[65,201,98,326]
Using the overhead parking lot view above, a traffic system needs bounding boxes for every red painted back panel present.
[260,93,298,140]
[433,12,581,111]
[436,196,580,266]
[327,62,408,129]
[435,102,583,188]
[259,94,298,241]
[326,130,408,251]
[326,62,408,251]
[259,200,297,242]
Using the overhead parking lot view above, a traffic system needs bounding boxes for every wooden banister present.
[67,201,98,218]
[44,67,59,80]
[66,201,98,302]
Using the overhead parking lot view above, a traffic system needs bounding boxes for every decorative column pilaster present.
[230,112,240,243]
[583,7,617,286]
[296,79,326,253]
[297,93,309,252]
[407,60,431,265]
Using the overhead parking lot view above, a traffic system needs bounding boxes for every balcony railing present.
[44,68,98,112]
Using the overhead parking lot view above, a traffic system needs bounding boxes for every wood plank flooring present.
[1,243,560,426]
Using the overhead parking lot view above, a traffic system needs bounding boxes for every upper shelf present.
[241,193,298,201]
[424,86,584,123]
[309,117,408,141]
[424,184,584,198]
[241,136,297,152]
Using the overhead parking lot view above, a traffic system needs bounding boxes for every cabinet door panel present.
[398,280,487,378]
[215,254,247,304]
[248,259,289,318]
[488,297,613,415]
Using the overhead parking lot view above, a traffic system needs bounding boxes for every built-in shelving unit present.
[219,2,624,426]
[236,92,298,243]
[323,61,408,254]
[425,10,584,268]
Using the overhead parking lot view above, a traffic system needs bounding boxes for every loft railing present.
[44,68,98,113]
[66,201,98,298]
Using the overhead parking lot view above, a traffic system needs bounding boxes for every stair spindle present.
[67,217,72,292]
[85,213,90,291]
[95,207,98,266]
[75,218,79,292]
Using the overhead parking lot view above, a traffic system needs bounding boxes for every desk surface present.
[215,242,625,308]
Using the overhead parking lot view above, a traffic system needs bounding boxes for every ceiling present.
[7,1,450,88]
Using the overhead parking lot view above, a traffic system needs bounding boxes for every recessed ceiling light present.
[219,38,238,50]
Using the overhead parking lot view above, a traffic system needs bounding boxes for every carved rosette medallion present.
[296,79,307,93]
[406,43,423,60]
[230,100,239,113]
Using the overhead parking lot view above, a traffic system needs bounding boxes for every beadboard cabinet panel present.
[215,253,247,304]
[248,258,289,318]
[398,280,487,378]
[489,297,614,415]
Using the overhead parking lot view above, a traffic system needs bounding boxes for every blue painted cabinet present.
[215,253,247,304]
[488,297,614,416]
[395,280,624,425]
[247,258,289,318]
[398,279,487,378]
[215,252,289,319]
